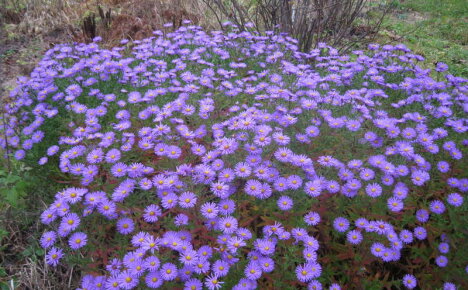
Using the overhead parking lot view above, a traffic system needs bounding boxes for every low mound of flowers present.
[2,21,467,289]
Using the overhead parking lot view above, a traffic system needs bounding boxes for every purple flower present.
[218,216,238,234]
[69,232,87,250]
[204,274,223,289]
[40,231,57,248]
[160,262,178,281]
[218,199,236,215]
[117,270,138,289]
[366,183,382,198]
[277,196,294,211]
[402,274,417,289]
[145,271,163,288]
[179,191,197,208]
[117,217,135,235]
[437,161,450,173]
[144,256,161,271]
[86,148,104,164]
[244,262,262,280]
[212,259,230,277]
[411,169,430,186]
[443,282,457,290]
[45,247,63,266]
[296,262,321,282]
[111,162,127,178]
[235,162,252,178]
[429,200,446,214]
[435,255,448,267]
[360,168,375,181]
[347,230,363,245]
[304,211,321,226]
[175,213,189,226]
[414,226,427,240]
[438,242,450,254]
[333,217,350,233]
[447,193,463,207]
[387,197,404,212]
[185,278,203,290]
[400,230,413,244]
[416,209,429,223]
[142,204,161,223]
[371,242,385,257]
[60,213,80,233]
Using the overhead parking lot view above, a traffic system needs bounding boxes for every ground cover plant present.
[380,0,468,78]
[1,21,467,289]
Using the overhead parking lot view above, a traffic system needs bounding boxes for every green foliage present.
[381,0,468,77]
[0,165,30,209]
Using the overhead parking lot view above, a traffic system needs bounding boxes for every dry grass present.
[1,0,217,45]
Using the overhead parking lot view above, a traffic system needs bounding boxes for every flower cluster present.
[2,21,467,289]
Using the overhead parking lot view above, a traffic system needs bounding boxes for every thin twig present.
[1,109,11,172]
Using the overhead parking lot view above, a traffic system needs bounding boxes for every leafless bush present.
[202,0,392,52]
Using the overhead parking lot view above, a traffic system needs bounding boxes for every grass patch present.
[379,0,468,77]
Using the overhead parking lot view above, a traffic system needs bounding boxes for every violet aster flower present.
[443,282,457,290]
[387,197,404,212]
[277,196,294,210]
[414,226,427,240]
[429,200,446,214]
[205,274,223,289]
[117,217,135,235]
[437,161,450,173]
[371,242,385,257]
[333,217,350,233]
[69,232,87,250]
[402,274,417,289]
[366,183,382,198]
[111,162,127,178]
[411,169,430,186]
[184,278,202,290]
[160,262,178,281]
[60,213,80,232]
[143,256,160,271]
[435,255,448,267]
[244,262,262,280]
[174,213,189,226]
[45,247,64,266]
[143,204,161,223]
[179,191,197,208]
[117,270,138,289]
[218,199,236,215]
[304,211,321,226]
[438,242,450,254]
[347,230,363,245]
[296,262,321,282]
[218,216,238,234]
[400,230,413,244]
[40,231,57,248]
[200,202,219,219]
[447,193,463,207]
[145,271,163,288]
[416,209,430,223]
[360,168,375,181]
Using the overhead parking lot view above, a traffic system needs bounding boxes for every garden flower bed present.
[2,21,467,289]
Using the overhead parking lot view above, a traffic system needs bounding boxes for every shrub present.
[1,21,467,289]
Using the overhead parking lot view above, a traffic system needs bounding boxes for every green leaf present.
[5,188,18,207]
[0,228,8,240]
[5,175,21,184]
